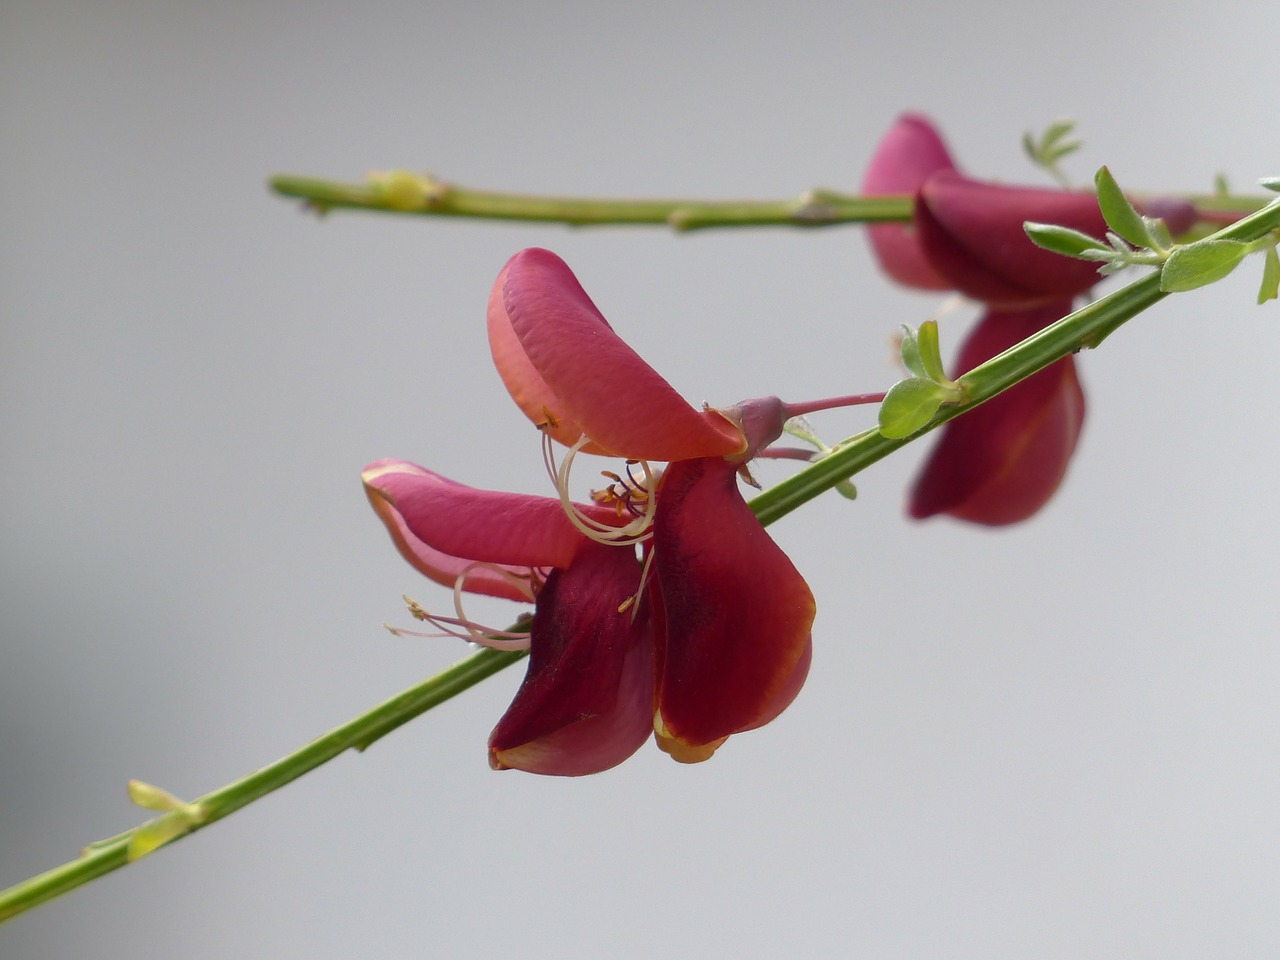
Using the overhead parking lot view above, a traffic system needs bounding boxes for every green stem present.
[5,196,1278,926]
[270,174,913,230]
[270,173,1270,234]
[0,647,527,924]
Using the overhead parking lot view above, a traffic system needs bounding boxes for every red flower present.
[364,249,814,774]
[906,302,1085,525]
[863,113,1196,308]
[860,113,1174,523]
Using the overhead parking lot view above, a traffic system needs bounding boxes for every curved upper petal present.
[649,456,815,758]
[488,540,655,776]
[487,258,604,454]
[861,112,957,291]
[917,172,1107,306]
[908,303,1086,525]
[362,459,611,570]
[490,248,745,461]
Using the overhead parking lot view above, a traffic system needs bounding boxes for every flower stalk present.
[269,172,1269,233]
[269,173,913,230]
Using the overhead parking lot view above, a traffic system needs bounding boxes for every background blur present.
[4,2,1278,957]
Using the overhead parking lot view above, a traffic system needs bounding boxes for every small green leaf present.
[1044,140,1083,163]
[1259,177,1280,193]
[878,378,947,439]
[1024,221,1109,259]
[1160,239,1249,292]
[1094,166,1154,248]
[1020,131,1037,162]
[1258,246,1280,304]
[899,324,927,379]
[834,479,858,500]
[1144,216,1173,252]
[1040,118,1078,149]
[916,320,947,383]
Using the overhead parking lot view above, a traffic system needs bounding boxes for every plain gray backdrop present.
[4,1,1279,957]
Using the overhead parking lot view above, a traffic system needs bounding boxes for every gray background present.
[3,1,1278,957]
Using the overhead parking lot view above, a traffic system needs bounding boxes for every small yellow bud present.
[366,170,444,211]
[125,780,206,861]
[127,779,185,812]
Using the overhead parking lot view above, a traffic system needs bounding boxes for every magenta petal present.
[650,457,815,758]
[364,470,536,601]
[909,303,1086,526]
[497,248,744,461]
[861,112,957,291]
[1135,196,1197,237]
[488,541,654,776]
[362,460,603,570]
[487,258,601,454]
[918,173,1107,306]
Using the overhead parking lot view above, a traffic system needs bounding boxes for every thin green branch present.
[269,173,913,230]
[5,195,1278,927]
[270,172,1270,234]
[0,648,527,924]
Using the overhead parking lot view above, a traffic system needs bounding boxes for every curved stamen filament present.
[386,564,538,651]
[621,545,658,622]
[385,618,532,651]
[555,436,658,546]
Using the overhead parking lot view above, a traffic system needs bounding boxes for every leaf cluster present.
[1026,167,1280,303]
[878,321,964,439]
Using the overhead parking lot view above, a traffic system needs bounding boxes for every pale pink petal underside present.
[364,474,536,601]
[362,460,590,569]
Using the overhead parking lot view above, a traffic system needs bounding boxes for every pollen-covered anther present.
[590,463,653,519]
[385,567,539,651]
[403,594,431,621]
[534,405,560,432]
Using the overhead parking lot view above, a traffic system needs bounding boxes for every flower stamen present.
[386,565,539,651]
[555,437,658,546]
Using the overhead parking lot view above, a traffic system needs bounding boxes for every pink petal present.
[487,258,603,454]
[908,303,1086,525]
[364,469,536,601]
[493,248,745,461]
[649,456,815,759]
[362,459,604,570]
[488,541,655,776]
[1135,196,1197,237]
[917,173,1107,306]
[861,113,957,291]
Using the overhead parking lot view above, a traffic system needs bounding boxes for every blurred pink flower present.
[863,113,1156,523]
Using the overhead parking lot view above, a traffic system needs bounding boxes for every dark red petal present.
[362,460,612,570]
[499,248,745,461]
[488,541,654,776]
[861,112,957,291]
[918,172,1108,307]
[650,457,815,757]
[908,303,1086,526]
